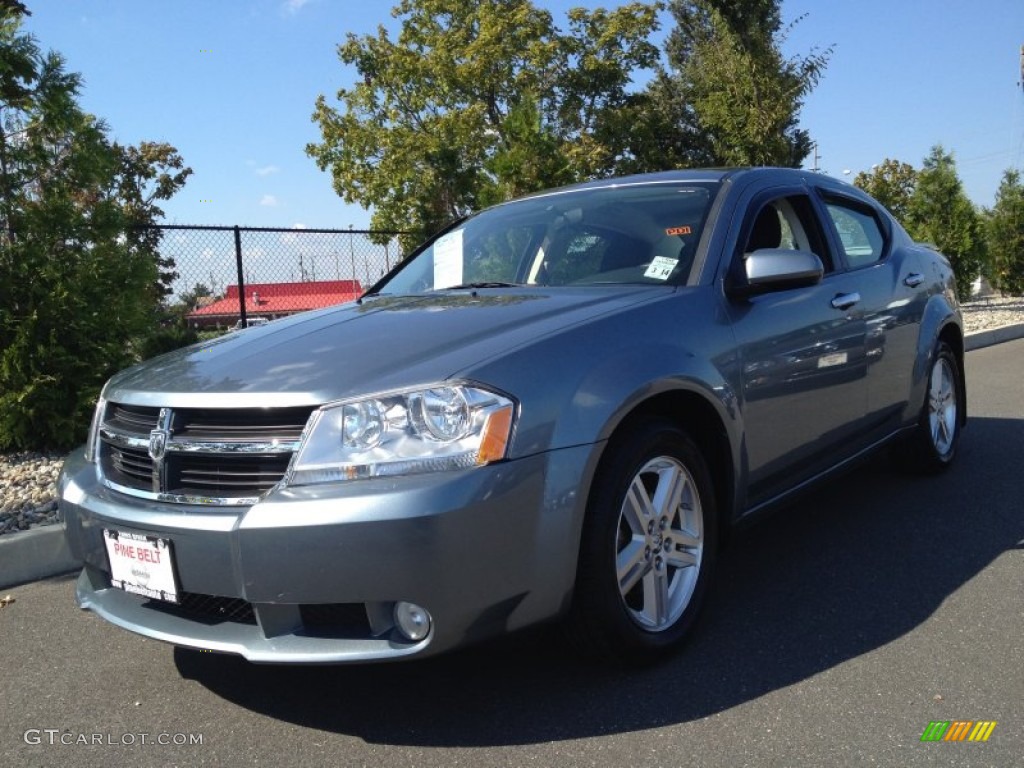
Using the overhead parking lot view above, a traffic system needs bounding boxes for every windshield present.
[376,182,718,294]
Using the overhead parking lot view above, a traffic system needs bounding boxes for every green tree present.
[853,158,917,225]
[307,0,660,245]
[621,69,716,172]
[111,141,193,302]
[175,282,213,314]
[986,169,1024,295]
[650,0,831,168]
[0,5,190,449]
[906,145,985,302]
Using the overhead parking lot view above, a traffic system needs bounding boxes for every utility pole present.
[810,142,821,173]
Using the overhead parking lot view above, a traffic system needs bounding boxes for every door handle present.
[904,272,924,288]
[831,292,861,311]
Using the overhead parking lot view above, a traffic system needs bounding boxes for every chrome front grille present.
[172,408,311,442]
[174,454,293,494]
[108,404,161,432]
[97,403,316,505]
[109,445,153,484]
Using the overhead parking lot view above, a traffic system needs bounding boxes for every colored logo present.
[921,721,997,742]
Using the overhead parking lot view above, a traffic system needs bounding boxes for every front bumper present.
[60,445,592,663]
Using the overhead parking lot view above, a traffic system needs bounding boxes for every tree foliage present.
[309,0,832,238]
[652,0,831,167]
[905,146,985,302]
[0,5,190,450]
[853,159,917,225]
[307,0,660,243]
[986,169,1024,295]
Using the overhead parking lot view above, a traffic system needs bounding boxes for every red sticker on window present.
[665,226,692,236]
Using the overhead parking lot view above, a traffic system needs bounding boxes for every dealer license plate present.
[817,351,849,369]
[103,529,179,604]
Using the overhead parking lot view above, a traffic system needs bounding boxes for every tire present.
[904,341,963,473]
[566,422,717,662]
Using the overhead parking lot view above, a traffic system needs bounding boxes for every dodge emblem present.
[148,429,168,461]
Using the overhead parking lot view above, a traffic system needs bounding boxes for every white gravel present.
[1,294,1021,537]
[0,451,64,535]
[960,295,1024,335]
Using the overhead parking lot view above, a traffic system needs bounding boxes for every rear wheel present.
[567,422,717,661]
[904,341,962,473]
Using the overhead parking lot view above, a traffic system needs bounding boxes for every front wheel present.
[566,422,717,661]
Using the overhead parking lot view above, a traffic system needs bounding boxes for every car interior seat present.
[746,206,782,253]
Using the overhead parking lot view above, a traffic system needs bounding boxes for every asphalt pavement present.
[1,340,1021,768]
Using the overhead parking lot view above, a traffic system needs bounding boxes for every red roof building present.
[187,280,362,328]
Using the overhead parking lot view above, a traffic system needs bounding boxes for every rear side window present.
[824,200,887,269]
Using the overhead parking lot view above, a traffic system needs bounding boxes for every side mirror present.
[728,248,824,298]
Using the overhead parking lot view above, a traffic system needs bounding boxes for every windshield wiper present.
[442,282,525,290]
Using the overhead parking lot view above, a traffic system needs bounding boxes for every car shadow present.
[174,416,1023,746]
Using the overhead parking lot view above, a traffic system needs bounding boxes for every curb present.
[1,323,1022,590]
[0,524,81,590]
[964,322,1024,351]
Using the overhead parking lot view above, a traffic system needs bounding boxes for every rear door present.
[815,189,925,434]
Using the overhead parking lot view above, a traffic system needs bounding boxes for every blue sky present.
[21,0,1024,230]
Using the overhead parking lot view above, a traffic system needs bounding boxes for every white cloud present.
[255,165,280,177]
[280,224,307,244]
[282,0,310,14]
[260,195,279,207]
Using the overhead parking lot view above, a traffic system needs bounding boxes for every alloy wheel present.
[928,356,957,457]
[615,456,704,631]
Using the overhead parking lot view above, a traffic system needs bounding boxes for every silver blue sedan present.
[59,168,965,663]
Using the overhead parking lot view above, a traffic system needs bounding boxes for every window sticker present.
[665,226,692,236]
[644,256,678,280]
[432,229,464,289]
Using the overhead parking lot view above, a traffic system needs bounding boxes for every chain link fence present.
[147,225,413,330]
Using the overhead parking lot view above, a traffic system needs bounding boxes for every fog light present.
[394,601,431,641]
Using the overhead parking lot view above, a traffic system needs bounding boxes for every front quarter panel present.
[460,288,740,460]
[456,287,743,555]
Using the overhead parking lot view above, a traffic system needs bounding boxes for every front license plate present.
[103,529,179,604]
[818,351,848,369]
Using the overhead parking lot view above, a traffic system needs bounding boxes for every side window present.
[824,200,887,269]
[742,194,833,271]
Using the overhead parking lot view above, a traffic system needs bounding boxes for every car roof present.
[510,167,857,200]
[457,167,883,233]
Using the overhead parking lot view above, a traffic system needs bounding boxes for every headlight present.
[287,384,515,485]
[83,396,107,463]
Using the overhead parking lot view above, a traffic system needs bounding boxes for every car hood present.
[106,288,667,407]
